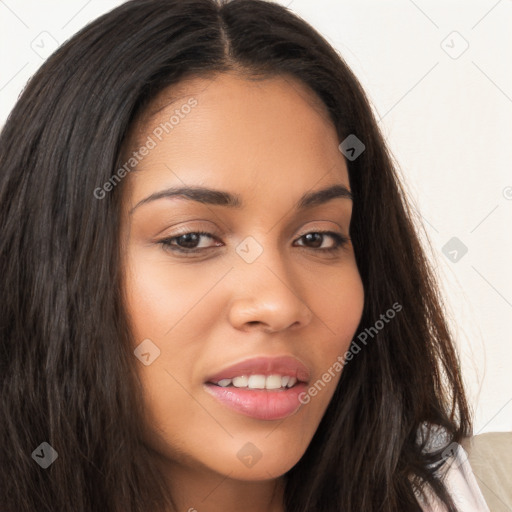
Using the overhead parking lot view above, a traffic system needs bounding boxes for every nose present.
[227,245,314,334]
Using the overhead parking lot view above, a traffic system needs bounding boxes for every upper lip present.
[205,355,311,384]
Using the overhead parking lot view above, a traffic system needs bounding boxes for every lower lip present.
[204,382,307,420]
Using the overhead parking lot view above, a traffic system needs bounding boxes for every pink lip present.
[204,382,308,420]
[204,355,311,384]
[203,355,311,421]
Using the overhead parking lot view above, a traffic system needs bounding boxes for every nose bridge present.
[228,233,313,331]
[234,233,290,284]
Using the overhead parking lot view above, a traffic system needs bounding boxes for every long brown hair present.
[0,1,471,510]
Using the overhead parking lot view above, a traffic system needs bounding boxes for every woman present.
[0,0,489,510]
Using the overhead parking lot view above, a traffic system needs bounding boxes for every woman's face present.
[120,72,364,483]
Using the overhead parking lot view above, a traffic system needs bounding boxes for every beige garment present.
[462,432,512,512]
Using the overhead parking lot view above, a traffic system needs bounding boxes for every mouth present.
[203,355,310,420]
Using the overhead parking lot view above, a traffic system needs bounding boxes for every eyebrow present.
[129,183,352,214]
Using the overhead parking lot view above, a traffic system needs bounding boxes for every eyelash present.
[158,230,350,256]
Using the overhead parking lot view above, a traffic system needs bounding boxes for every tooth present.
[218,374,297,390]
[232,376,249,388]
[287,377,297,388]
[265,375,283,389]
[247,375,266,389]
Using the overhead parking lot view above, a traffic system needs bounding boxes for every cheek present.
[312,264,365,352]
[123,249,229,342]
[302,266,364,400]
[125,257,211,462]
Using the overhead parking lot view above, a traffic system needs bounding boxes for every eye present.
[294,231,349,253]
[160,230,222,253]
[158,230,349,255]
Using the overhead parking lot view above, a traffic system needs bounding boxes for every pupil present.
[179,233,199,248]
[305,233,322,248]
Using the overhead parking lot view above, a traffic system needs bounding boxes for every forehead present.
[121,72,349,207]
[136,71,334,135]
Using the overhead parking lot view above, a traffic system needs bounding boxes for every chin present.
[215,457,299,481]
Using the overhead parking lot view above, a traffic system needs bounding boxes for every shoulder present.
[438,442,490,511]
[414,424,490,512]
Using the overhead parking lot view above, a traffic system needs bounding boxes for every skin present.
[120,72,365,512]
